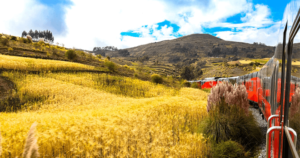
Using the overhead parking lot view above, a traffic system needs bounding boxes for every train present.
[189,2,300,157]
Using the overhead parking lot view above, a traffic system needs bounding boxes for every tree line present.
[93,46,118,51]
[22,30,54,43]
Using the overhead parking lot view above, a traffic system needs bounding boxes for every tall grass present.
[0,71,209,157]
[203,82,262,156]
[0,54,96,71]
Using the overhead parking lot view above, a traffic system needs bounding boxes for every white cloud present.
[0,0,293,49]
[0,0,51,36]
[215,22,281,46]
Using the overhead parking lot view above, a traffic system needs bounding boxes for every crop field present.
[292,61,300,66]
[238,60,253,64]
[0,54,99,71]
[0,56,209,157]
[227,61,241,65]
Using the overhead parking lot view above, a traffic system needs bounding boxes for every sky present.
[0,0,296,50]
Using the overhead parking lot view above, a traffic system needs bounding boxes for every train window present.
[249,81,254,91]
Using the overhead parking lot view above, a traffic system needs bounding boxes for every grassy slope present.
[0,56,209,157]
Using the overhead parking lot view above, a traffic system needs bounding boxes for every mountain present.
[100,34,276,66]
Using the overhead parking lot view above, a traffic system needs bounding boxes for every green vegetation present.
[200,82,262,157]
[151,74,163,84]
[213,140,248,158]
[65,50,77,60]
[104,60,116,72]
[191,82,198,88]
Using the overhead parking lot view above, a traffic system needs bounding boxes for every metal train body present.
[189,2,300,157]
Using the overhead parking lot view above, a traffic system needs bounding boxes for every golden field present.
[0,54,96,71]
[238,60,252,64]
[0,56,209,157]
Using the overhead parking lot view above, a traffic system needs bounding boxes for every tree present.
[180,66,194,80]
[212,47,221,56]
[28,29,34,38]
[119,49,130,57]
[34,30,39,40]
[21,31,27,37]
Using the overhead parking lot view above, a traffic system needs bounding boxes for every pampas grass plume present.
[22,122,40,158]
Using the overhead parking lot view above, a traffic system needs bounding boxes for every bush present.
[96,54,102,59]
[151,74,163,84]
[65,50,77,60]
[183,81,191,87]
[7,47,13,52]
[213,140,248,158]
[106,56,110,60]
[105,60,116,72]
[38,41,45,46]
[10,36,17,41]
[19,38,28,43]
[203,82,262,152]
[202,88,211,93]
[207,82,249,114]
[1,38,9,46]
[191,82,199,88]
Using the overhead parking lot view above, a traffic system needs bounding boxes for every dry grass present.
[22,122,39,158]
[227,61,241,65]
[292,61,300,66]
[0,54,96,71]
[0,71,209,157]
[238,60,253,64]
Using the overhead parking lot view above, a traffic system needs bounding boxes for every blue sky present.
[0,0,297,50]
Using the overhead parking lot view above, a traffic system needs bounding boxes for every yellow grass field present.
[238,60,252,64]
[0,54,96,71]
[292,61,300,66]
[227,61,241,65]
[0,56,210,157]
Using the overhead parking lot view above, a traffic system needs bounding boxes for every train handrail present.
[266,126,281,158]
[267,115,280,129]
[266,126,298,158]
[284,126,299,158]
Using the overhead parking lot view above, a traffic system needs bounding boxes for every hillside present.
[0,54,210,157]
[90,34,282,79]
[101,34,276,65]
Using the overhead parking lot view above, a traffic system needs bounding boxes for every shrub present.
[213,140,247,158]
[203,82,262,152]
[202,88,211,93]
[96,54,102,59]
[191,82,199,88]
[38,41,45,46]
[183,81,191,87]
[20,38,28,43]
[151,74,163,84]
[134,73,138,78]
[7,47,13,52]
[105,60,116,72]
[65,50,77,60]
[1,38,9,46]
[106,56,110,60]
[207,82,249,114]
[26,35,32,43]
[10,36,17,41]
